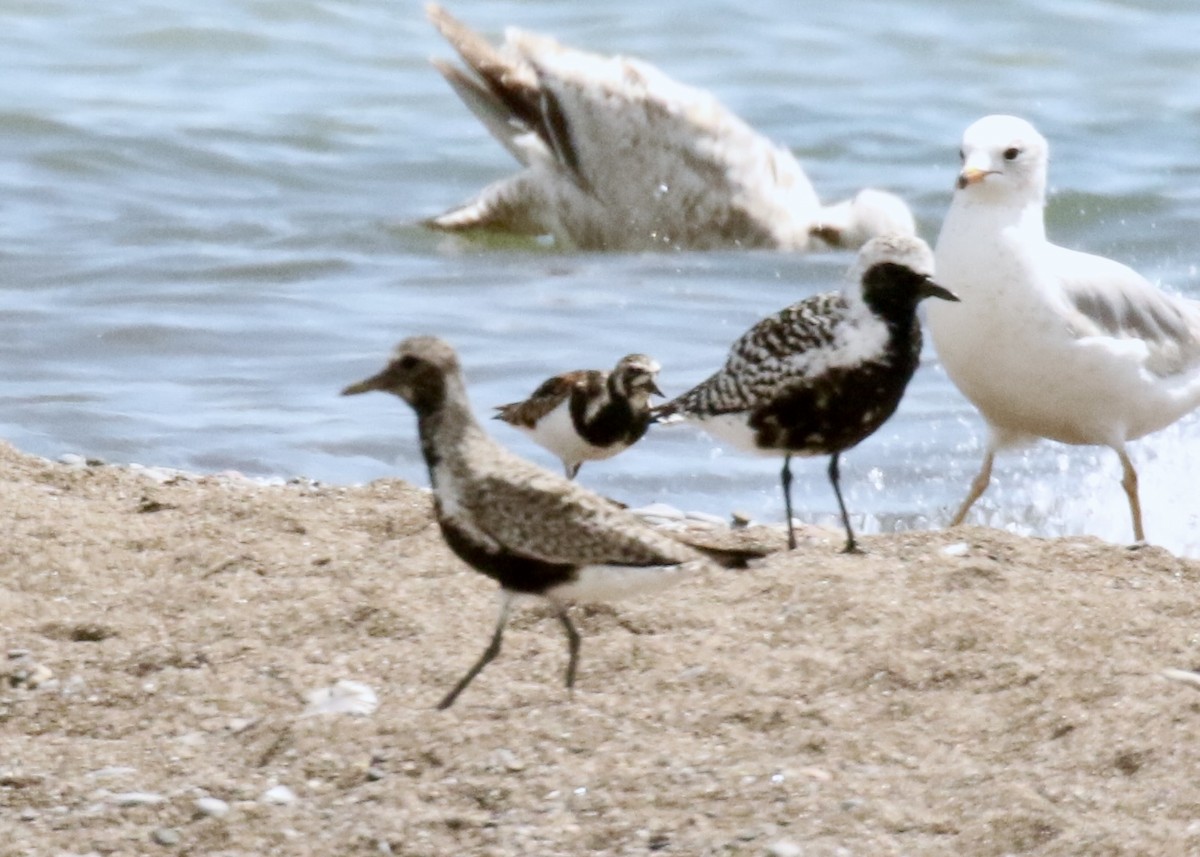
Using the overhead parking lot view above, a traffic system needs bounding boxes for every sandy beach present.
[3,438,1200,855]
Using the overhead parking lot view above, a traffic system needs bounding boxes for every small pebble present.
[941,542,970,557]
[151,827,180,847]
[226,717,256,734]
[261,785,297,805]
[302,680,378,717]
[491,748,525,772]
[112,791,166,807]
[194,796,230,818]
[767,840,803,857]
[1162,668,1200,689]
[88,766,138,780]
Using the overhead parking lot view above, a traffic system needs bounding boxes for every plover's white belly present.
[547,560,704,603]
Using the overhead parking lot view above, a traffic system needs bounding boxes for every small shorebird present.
[494,353,662,479]
[929,114,1200,543]
[343,336,752,709]
[655,234,957,552]
[424,4,914,252]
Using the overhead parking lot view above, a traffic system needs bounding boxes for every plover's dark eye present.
[398,355,418,370]
[1003,147,1021,161]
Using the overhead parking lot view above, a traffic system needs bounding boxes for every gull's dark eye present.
[1003,147,1021,161]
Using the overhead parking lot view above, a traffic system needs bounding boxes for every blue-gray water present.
[3,0,1198,554]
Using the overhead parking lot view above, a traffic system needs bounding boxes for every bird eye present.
[398,355,418,369]
[1003,147,1021,161]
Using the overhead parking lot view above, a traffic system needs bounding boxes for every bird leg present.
[950,449,995,527]
[781,454,797,550]
[564,462,581,480]
[827,453,861,554]
[1115,446,1145,543]
[556,606,581,693]
[437,596,511,710]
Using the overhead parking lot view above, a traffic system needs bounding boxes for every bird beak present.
[920,278,959,302]
[649,379,665,397]
[956,166,991,190]
[341,373,386,396]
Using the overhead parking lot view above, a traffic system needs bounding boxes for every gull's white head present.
[810,189,917,250]
[955,114,1049,205]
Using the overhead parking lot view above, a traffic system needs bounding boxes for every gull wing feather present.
[426,4,821,249]
[1048,244,1200,375]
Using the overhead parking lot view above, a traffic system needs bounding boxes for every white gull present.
[424,4,915,252]
[928,114,1200,544]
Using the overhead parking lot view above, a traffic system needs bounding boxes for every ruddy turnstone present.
[494,353,662,479]
[342,336,749,709]
[655,234,957,552]
[929,114,1200,543]
[423,4,914,252]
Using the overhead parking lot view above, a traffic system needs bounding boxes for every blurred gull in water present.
[424,4,914,253]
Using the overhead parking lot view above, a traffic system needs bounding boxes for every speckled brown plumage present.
[342,336,718,708]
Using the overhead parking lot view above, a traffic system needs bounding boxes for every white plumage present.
[929,114,1200,543]
[424,4,914,252]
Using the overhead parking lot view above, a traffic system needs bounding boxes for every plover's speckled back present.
[494,353,662,479]
[423,4,914,252]
[930,114,1200,544]
[656,234,957,552]
[342,336,745,709]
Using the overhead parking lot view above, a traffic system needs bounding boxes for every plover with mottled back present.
[655,234,958,553]
[342,336,752,709]
[930,114,1200,543]
[423,4,914,252]
[494,353,662,479]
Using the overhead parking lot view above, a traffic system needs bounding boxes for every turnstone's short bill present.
[343,336,755,709]
[494,353,662,479]
[929,115,1200,544]
[655,234,957,552]
[424,4,914,252]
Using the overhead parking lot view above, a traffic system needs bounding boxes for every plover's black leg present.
[437,597,512,710]
[781,454,796,550]
[828,452,861,554]
[556,606,581,693]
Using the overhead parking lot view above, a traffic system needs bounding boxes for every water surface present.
[2,0,1198,554]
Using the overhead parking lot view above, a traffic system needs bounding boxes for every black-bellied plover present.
[494,353,662,479]
[343,336,750,709]
[929,114,1200,544]
[655,234,958,552]
[423,4,914,252]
